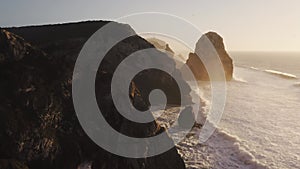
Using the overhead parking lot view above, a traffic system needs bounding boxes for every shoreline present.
[157,106,268,169]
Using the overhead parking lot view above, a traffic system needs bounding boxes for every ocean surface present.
[189,52,300,169]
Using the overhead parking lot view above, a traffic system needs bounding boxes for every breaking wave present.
[264,69,297,79]
[250,66,260,71]
[175,123,268,169]
[208,129,268,169]
[233,75,248,83]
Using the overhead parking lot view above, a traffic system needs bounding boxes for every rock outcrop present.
[0,21,189,169]
[186,32,233,81]
[147,37,175,55]
[177,106,195,129]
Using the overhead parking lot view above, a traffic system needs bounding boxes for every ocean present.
[158,52,300,169]
[192,52,300,169]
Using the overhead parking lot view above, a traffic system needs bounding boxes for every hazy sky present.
[1,0,299,51]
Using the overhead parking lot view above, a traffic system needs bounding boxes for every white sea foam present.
[156,103,267,169]
[206,129,268,169]
[293,82,300,87]
[218,66,300,169]
[264,69,297,79]
[156,65,300,169]
[174,123,267,169]
[233,74,248,83]
[250,66,260,71]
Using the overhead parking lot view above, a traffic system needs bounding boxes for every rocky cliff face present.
[7,22,191,106]
[0,21,188,169]
[186,32,233,81]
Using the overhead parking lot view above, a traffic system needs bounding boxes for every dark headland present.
[0,21,233,169]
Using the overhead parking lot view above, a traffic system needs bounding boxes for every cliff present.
[0,21,189,169]
[7,21,191,105]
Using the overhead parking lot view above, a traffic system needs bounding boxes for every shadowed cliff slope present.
[0,21,190,169]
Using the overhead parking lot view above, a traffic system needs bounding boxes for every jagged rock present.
[186,32,233,81]
[1,21,188,169]
[0,28,78,169]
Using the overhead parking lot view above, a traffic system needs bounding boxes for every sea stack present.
[186,32,233,81]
